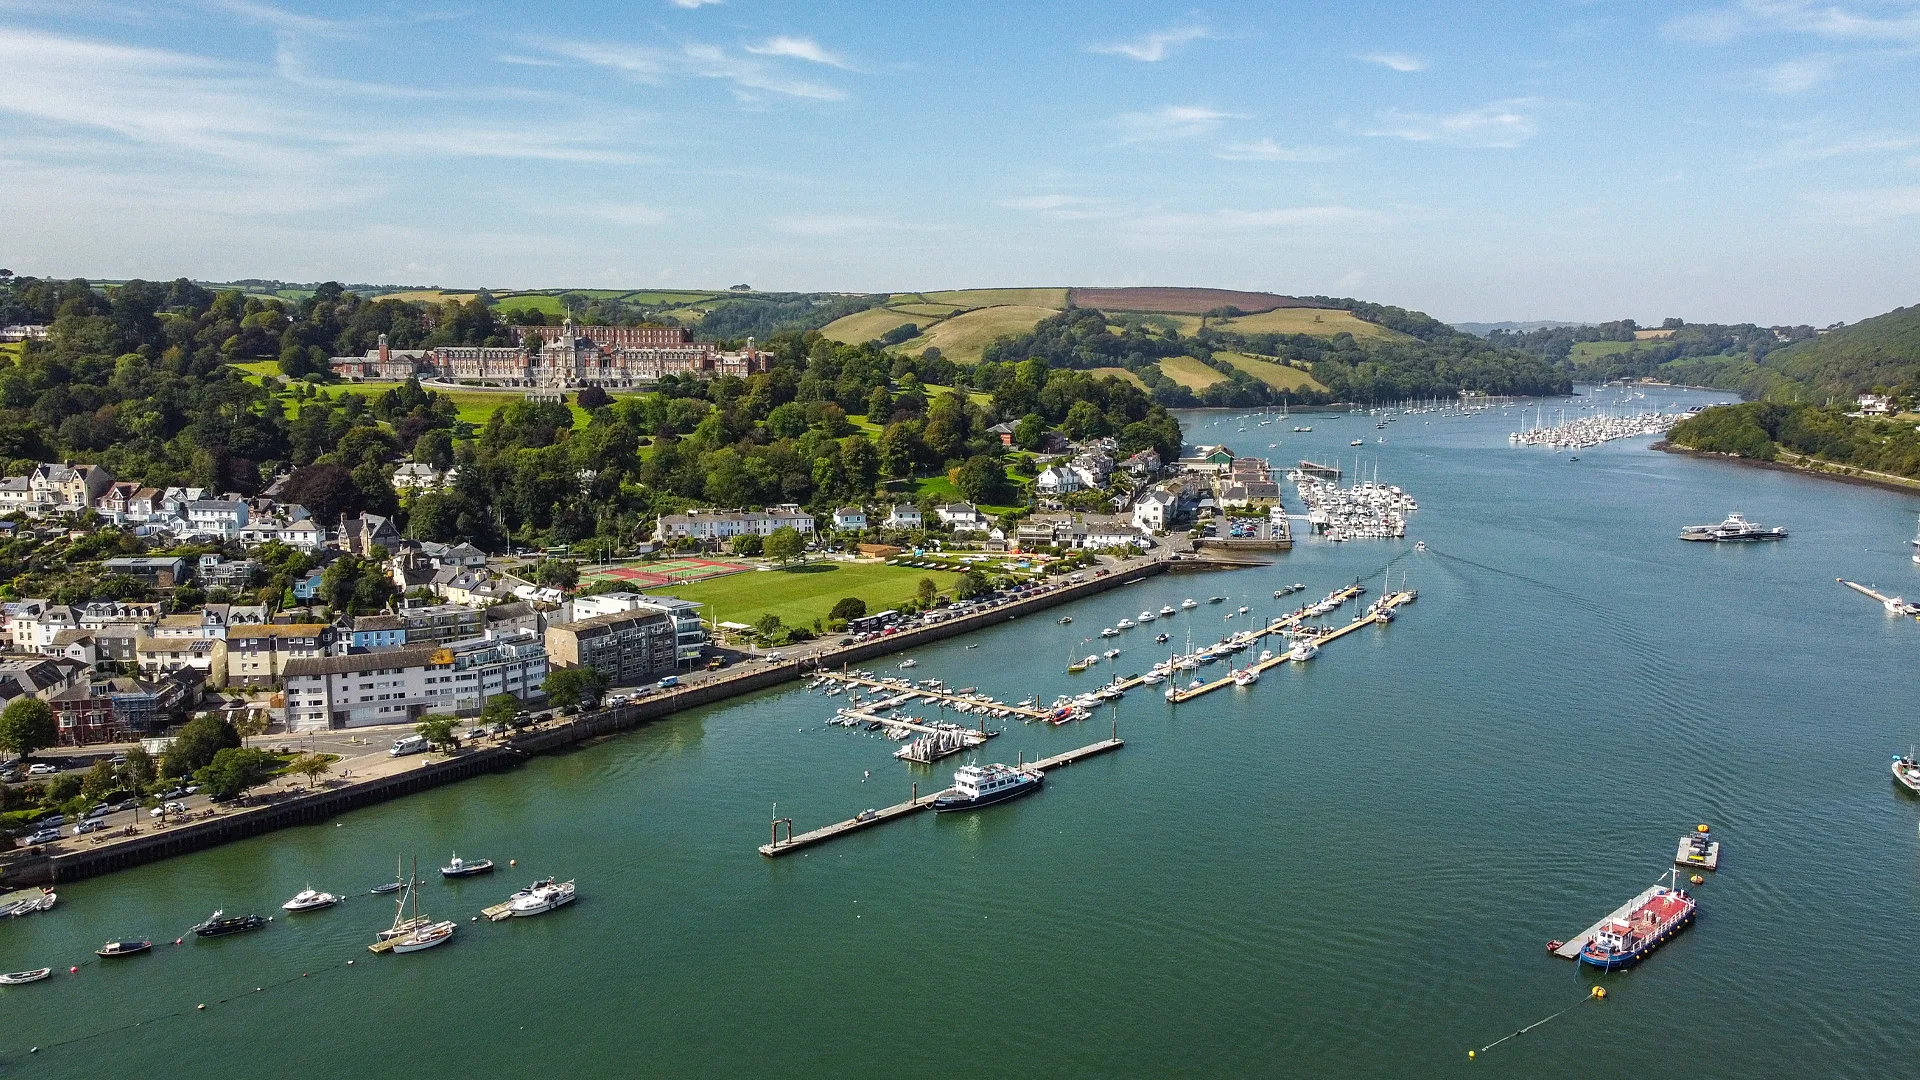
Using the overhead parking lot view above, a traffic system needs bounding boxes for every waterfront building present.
[225,623,331,687]
[46,670,200,745]
[565,592,705,664]
[544,607,680,687]
[281,647,441,731]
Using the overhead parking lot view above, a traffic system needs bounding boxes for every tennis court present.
[582,557,753,589]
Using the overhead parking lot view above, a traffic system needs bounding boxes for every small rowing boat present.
[0,968,52,985]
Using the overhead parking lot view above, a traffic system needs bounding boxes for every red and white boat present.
[1578,870,1696,970]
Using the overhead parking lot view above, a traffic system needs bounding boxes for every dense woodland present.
[1667,401,1920,478]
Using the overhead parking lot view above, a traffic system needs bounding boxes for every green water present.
[5,389,1918,1078]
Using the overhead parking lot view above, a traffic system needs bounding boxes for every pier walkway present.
[1167,589,1412,703]
[837,709,994,745]
[1102,584,1368,697]
[1552,884,1664,960]
[758,737,1124,858]
[810,672,1052,720]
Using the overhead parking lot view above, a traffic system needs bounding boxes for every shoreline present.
[0,554,1190,888]
[1653,441,1920,497]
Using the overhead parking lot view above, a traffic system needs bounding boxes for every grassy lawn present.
[1157,355,1230,391]
[820,306,936,345]
[1213,351,1329,393]
[649,561,962,629]
[619,290,721,306]
[491,293,569,316]
[909,474,1024,516]
[231,360,280,385]
[922,287,1068,310]
[1217,307,1403,341]
[898,305,1058,362]
[1570,340,1642,362]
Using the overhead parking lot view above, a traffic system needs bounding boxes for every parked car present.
[466,727,487,740]
[25,827,61,845]
[182,785,200,795]
[26,763,58,776]
[38,814,65,828]
[72,819,104,835]
[559,704,580,716]
[388,735,431,757]
[160,787,186,800]
[85,804,110,819]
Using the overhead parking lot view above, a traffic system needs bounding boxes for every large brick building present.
[331,321,764,388]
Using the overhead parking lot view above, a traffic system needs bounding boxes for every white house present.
[886,505,923,529]
[936,502,987,533]
[1133,490,1173,533]
[392,463,445,492]
[656,506,816,542]
[1035,466,1082,495]
[185,499,249,540]
[832,506,867,532]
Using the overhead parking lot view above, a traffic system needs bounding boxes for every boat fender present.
[68,966,77,973]
[1696,824,1709,833]
[197,1004,205,1011]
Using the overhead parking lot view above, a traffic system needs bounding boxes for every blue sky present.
[1,0,1917,324]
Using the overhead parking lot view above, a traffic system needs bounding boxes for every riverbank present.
[0,553,1186,889]
[1655,440,1920,496]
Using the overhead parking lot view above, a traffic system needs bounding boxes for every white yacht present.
[1103,648,1121,659]
[1181,598,1198,609]
[1287,638,1320,662]
[1100,627,1119,638]
[1159,605,1177,616]
[1140,672,1165,685]
[281,887,340,913]
[1679,513,1787,542]
[1116,618,1134,629]
[506,878,577,917]
[1232,667,1260,686]
[1138,610,1156,622]
[390,920,456,953]
[898,658,917,669]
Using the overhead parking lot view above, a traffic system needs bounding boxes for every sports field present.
[647,561,962,629]
[582,557,751,589]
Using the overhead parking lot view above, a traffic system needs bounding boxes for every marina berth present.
[1509,405,1680,449]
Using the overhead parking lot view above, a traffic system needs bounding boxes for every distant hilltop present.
[1453,320,1590,336]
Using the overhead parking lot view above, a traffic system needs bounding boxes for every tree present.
[482,693,520,728]
[534,560,580,590]
[730,533,763,556]
[161,714,241,778]
[916,576,939,606]
[829,596,867,621]
[954,568,991,600]
[754,612,783,639]
[292,752,332,788]
[1013,413,1048,451]
[763,525,804,564]
[80,760,120,802]
[0,697,56,761]
[280,463,366,524]
[576,384,612,409]
[415,715,458,751]
[122,745,156,791]
[413,429,455,471]
[543,666,608,709]
[194,747,279,799]
[954,454,1008,503]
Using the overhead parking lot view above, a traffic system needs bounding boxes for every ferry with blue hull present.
[933,763,1044,812]
[1577,872,1697,971]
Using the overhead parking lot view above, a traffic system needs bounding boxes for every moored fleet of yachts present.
[1289,470,1418,541]
[1508,405,1682,450]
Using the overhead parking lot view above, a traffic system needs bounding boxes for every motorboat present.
[1138,610,1156,622]
[6,890,56,918]
[898,658,917,669]
[1159,606,1176,616]
[441,854,495,878]
[1208,596,1226,604]
[1287,638,1320,662]
[1058,616,1072,625]
[192,910,269,937]
[96,940,152,958]
[282,887,340,912]
[1155,633,1170,644]
[1103,648,1120,659]
[506,878,578,917]
[1100,627,1119,638]
[1181,598,1198,609]
[0,968,51,985]
[1238,605,1249,614]
[1232,668,1260,686]
[1140,672,1165,685]
[933,764,1044,812]
[1116,618,1134,629]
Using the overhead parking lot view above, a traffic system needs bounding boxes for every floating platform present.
[1675,835,1720,871]
[1552,884,1665,960]
[759,738,1124,858]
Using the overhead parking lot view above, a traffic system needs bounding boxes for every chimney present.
[378,333,390,365]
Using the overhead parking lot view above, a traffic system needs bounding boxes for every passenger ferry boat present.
[933,763,1044,812]
[1578,871,1697,971]
[1679,513,1787,542]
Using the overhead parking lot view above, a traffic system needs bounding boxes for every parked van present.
[657,676,680,689]
[388,735,431,757]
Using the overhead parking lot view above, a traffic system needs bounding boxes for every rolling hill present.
[1067,286,1314,314]
[1750,304,1920,399]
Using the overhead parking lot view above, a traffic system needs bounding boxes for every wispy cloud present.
[496,53,563,67]
[200,0,345,35]
[1363,100,1540,148]
[670,0,723,7]
[1357,52,1428,72]
[1215,137,1345,162]
[566,202,670,227]
[1666,1,1920,44]
[537,38,847,100]
[1762,54,1837,92]
[1801,184,1920,223]
[770,215,948,237]
[744,36,852,69]
[995,194,1118,221]
[996,195,1382,231]
[1760,130,1920,166]
[1109,105,1240,144]
[1088,24,1210,62]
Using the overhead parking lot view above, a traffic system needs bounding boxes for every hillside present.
[1750,304,1920,400]
[1068,287,1313,314]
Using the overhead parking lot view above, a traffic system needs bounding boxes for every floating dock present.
[1167,589,1414,703]
[1838,578,1918,617]
[759,737,1124,857]
[811,673,1052,720]
[1675,835,1720,871]
[1551,884,1664,960]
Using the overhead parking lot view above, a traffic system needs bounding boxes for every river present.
[4,387,1917,1078]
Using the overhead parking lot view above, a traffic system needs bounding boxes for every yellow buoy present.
[1690,874,1704,885]
[1468,1050,1476,1059]
[1697,824,1710,833]
[1593,987,1606,1000]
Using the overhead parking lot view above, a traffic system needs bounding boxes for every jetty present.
[1165,589,1414,703]
[1551,883,1665,960]
[1838,578,1918,616]
[759,737,1124,857]
[810,672,1051,720]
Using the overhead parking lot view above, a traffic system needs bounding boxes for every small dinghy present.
[440,854,495,878]
[96,940,152,958]
[0,968,52,985]
[370,881,403,895]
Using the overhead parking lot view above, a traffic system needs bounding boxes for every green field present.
[1218,307,1401,340]
[908,473,1024,516]
[820,307,937,345]
[649,561,963,629]
[492,294,569,316]
[888,303,964,317]
[1569,340,1642,362]
[619,291,722,306]
[900,305,1058,362]
[1084,366,1147,388]
[1213,352,1329,392]
[922,288,1069,310]
[1156,355,1230,391]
